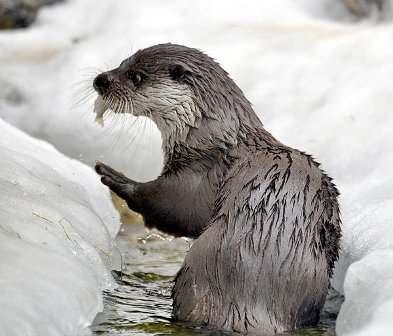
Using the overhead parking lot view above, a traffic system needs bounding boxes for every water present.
[91,225,338,336]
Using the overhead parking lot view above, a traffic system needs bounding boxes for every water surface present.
[91,226,337,336]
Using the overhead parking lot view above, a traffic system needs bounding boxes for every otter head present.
[93,43,258,154]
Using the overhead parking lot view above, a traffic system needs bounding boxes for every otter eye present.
[169,64,191,82]
[127,71,143,87]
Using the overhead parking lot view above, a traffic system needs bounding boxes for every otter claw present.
[95,161,134,201]
[95,161,113,175]
[100,174,134,201]
[95,161,130,185]
[100,175,118,189]
[96,164,130,200]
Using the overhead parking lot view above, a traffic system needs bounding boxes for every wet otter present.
[93,43,341,334]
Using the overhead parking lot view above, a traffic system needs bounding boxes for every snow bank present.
[0,118,120,335]
[1,0,393,335]
[336,250,393,336]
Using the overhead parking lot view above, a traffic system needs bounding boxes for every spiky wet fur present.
[94,43,341,335]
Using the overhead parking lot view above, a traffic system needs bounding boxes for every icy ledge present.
[0,118,120,336]
[336,250,393,336]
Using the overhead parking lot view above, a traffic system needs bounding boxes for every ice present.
[336,250,393,336]
[93,96,107,127]
[0,118,120,335]
[1,0,393,335]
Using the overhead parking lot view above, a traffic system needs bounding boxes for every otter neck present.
[160,104,267,174]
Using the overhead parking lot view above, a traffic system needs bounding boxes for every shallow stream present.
[91,225,338,336]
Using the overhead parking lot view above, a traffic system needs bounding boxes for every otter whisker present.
[112,96,140,155]
[121,114,148,156]
[147,108,154,157]
[79,66,105,74]
[72,89,96,108]
[109,113,125,150]
[120,97,126,114]
[69,89,98,120]
[124,98,130,115]
[128,97,135,115]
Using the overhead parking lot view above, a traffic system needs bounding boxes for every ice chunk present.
[0,118,120,336]
[94,95,107,127]
[336,250,393,336]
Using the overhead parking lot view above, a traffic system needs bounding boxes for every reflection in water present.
[91,227,338,336]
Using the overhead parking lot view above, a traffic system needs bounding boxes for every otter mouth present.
[93,92,134,127]
[93,71,138,126]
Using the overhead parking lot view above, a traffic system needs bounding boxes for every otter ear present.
[169,64,192,81]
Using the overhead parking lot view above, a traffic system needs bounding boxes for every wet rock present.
[0,78,25,105]
[110,191,144,226]
[343,0,391,19]
[0,0,64,29]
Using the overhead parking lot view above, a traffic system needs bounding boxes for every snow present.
[1,0,393,335]
[336,250,393,336]
[0,118,120,335]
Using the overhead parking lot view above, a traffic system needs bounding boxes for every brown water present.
[91,226,338,336]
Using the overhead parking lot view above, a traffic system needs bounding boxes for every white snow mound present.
[336,250,393,336]
[0,118,120,336]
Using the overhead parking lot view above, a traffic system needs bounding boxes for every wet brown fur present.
[93,43,341,335]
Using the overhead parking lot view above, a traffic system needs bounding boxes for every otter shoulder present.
[215,144,341,273]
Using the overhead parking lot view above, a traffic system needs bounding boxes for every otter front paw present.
[95,161,135,200]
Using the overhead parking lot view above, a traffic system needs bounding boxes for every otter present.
[93,43,341,335]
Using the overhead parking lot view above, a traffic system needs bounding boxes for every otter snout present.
[93,73,110,95]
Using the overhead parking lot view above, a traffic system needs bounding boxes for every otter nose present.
[93,73,110,95]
